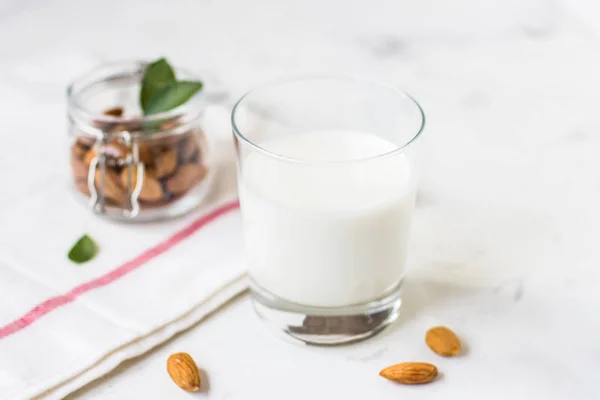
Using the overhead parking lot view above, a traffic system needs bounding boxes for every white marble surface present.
[1,0,600,398]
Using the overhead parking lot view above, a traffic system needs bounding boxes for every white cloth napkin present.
[0,106,247,400]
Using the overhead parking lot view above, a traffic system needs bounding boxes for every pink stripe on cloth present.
[0,200,240,340]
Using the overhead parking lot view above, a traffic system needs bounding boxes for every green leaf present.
[143,81,203,115]
[140,58,176,112]
[68,234,98,264]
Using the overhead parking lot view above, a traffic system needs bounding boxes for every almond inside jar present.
[70,107,209,211]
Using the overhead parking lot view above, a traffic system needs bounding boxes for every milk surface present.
[239,130,416,307]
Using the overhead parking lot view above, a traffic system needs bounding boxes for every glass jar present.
[67,61,214,221]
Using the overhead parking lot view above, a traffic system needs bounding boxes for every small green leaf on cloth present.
[68,234,98,264]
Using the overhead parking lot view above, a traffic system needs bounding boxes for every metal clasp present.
[87,130,144,219]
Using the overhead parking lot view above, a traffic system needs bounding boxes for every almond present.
[379,362,438,385]
[154,148,178,178]
[94,168,126,204]
[137,142,155,164]
[103,107,124,117]
[83,149,96,166]
[426,326,461,357]
[75,135,95,149]
[165,164,206,195]
[149,132,185,147]
[120,166,164,202]
[72,142,87,159]
[71,150,88,181]
[167,352,201,392]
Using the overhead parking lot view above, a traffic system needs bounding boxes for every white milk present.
[239,130,416,308]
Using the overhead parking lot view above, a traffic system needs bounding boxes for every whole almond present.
[94,169,126,204]
[137,142,154,164]
[379,362,438,385]
[103,107,124,117]
[155,148,178,178]
[72,142,87,159]
[167,352,201,392]
[426,326,461,357]
[165,164,207,195]
[120,167,164,202]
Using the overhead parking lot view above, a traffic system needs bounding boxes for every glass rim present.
[66,59,204,125]
[231,75,426,164]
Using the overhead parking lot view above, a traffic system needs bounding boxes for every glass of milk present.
[232,77,425,345]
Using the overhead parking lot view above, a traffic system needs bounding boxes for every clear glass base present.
[251,279,403,345]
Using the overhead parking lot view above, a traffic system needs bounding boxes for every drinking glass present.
[232,77,425,345]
